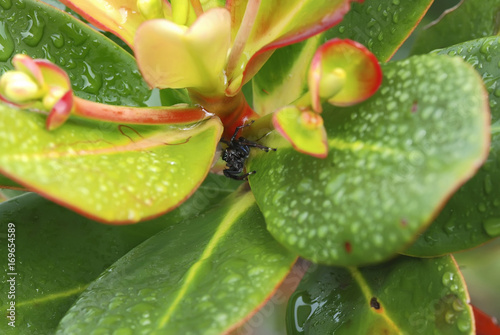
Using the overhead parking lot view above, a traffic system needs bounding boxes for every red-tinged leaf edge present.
[227,0,365,94]
[0,116,224,224]
[46,90,73,130]
[473,305,500,335]
[224,256,300,334]
[272,108,328,158]
[309,39,382,112]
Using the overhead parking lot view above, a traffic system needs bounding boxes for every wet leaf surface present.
[406,36,500,256]
[0,103,223,223]
[287,255,474,334]
[411,0,500,55]
[326,0,434,61]
[0,0,159,106]
[248,55,489,266]
[56,188,297,334]
[0,174,240,334]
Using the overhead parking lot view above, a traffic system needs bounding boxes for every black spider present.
[221,121,276,180]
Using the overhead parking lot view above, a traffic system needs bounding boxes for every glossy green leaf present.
[252,0,432,116]
[411,0,500,55]
[252,37,321,115]
[0,174,239,334]
[248,55,489,266]
[226,0,358,94]
[57,189,297,334]
[454,238,500,320]
[287,255,474,334]
[0,173,24,189]
[0,103,223,223]
[326,0,434,61]
[0,0,156,106]
[405,37,500,256]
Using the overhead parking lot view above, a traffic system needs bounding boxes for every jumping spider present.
[221,121,276,180]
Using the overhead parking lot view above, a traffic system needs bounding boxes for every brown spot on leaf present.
[344,242,352,253]
[370,297,381,310]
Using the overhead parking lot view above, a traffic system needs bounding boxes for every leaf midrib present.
[156,191,256,329]
[348,267,401,332]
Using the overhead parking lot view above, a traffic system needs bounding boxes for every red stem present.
[72,97,213,125]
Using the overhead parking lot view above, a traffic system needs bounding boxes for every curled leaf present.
[309,38,382,112]
[273,106,328,158]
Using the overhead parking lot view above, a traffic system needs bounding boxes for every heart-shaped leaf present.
[57,189,297,334]
[411,0,500,55]
[134,8,231,93]
[287,255,474,334]
[248,54,489,266]
[0,174,239,334]
[405,37,500,256]
[0,103,223,223]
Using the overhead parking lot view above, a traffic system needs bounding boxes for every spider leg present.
[239,170,256,181]
[231,120,255,142]
[238,139,276,152]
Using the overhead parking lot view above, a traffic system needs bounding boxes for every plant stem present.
[225,0,261,77]
[72,97,212,125]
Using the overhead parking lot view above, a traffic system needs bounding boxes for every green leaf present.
[248,54,489,266]
[252,0,433,116]
[454,238,500,320]
[0,103,223,223]
[411,0,500,55]
[405,37,500,256]
[326,0,434,61]
[0,173,24,189]
[287,255,474,334]
[56,189,297,334]
[252,37,321,115]
[0,174,239,334]
[0,0,156,106]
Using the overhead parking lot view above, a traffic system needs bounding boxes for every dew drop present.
[50,33,64,48]
[445,310,456,324]
[457,318,471,332]
[392,11,399,23]
[452,299,464,312]
[0,21,14,61]
[483,217,500,237]
[0,0,12,9]
[477,202,487,213]
[442,272,454,287]
[21,11,45,47]
[81,61,103,94]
